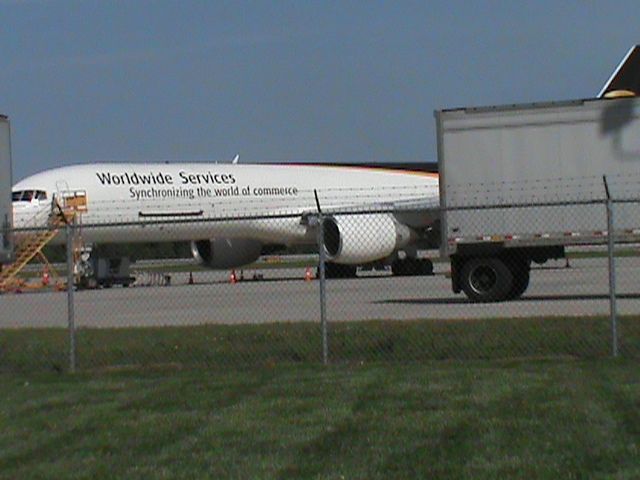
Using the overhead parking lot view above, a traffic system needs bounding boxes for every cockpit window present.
[11,190,47,202]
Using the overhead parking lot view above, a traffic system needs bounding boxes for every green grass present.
[1,317,639,477]
[0,316,640,372]
[1,316,638,373]
[567,248,640,259]
[1,360,640,479]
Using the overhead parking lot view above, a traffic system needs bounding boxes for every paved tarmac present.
[2,257,639,329]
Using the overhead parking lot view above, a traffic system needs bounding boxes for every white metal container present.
[436,98,640,256]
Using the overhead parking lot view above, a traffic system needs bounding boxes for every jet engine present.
[190,238,262,269]
[322,214,414,264]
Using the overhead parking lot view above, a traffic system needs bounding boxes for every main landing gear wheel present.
[391,258,434,276]
[324,263,357,279]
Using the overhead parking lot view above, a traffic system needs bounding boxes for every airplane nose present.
[13,203,48,229]
[12,207,29,229]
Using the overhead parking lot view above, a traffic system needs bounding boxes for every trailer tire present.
[460,257,513,302]
[506,261,530,300]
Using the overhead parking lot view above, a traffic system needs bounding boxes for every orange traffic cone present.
[42,266,50,286]
[304,267,313,282]
[230,270,237,284]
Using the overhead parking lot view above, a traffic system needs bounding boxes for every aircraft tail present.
[597,45,640,98]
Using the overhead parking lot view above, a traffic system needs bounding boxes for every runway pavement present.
[2,257,640,329]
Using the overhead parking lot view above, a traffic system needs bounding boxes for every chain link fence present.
[1,188,640,372]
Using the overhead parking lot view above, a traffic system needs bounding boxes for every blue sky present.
[1,0,640,180]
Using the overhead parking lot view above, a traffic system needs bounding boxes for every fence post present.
[604,176,618,358]
[314,190,328,365]
[65,218,77,372]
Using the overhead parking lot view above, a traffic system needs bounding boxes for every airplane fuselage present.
[12,163,439,247]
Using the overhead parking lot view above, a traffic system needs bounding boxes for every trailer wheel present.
[460,257,513,302]
[506,261,530,300]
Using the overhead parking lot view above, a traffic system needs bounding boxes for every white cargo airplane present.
[12,162,440,277]
[10,45,640,277]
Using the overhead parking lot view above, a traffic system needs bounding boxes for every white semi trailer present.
[436,97,640,302]
[0,115,12,264]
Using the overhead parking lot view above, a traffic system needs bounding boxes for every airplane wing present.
[300,193,440,232]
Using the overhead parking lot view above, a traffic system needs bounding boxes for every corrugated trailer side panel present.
[437,98,640,254]
[0,115,13,263]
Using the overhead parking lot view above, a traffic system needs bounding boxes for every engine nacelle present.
[322,214,413,264]
[190,238,262,269]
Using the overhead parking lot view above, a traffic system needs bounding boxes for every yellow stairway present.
[0,210,73,290]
